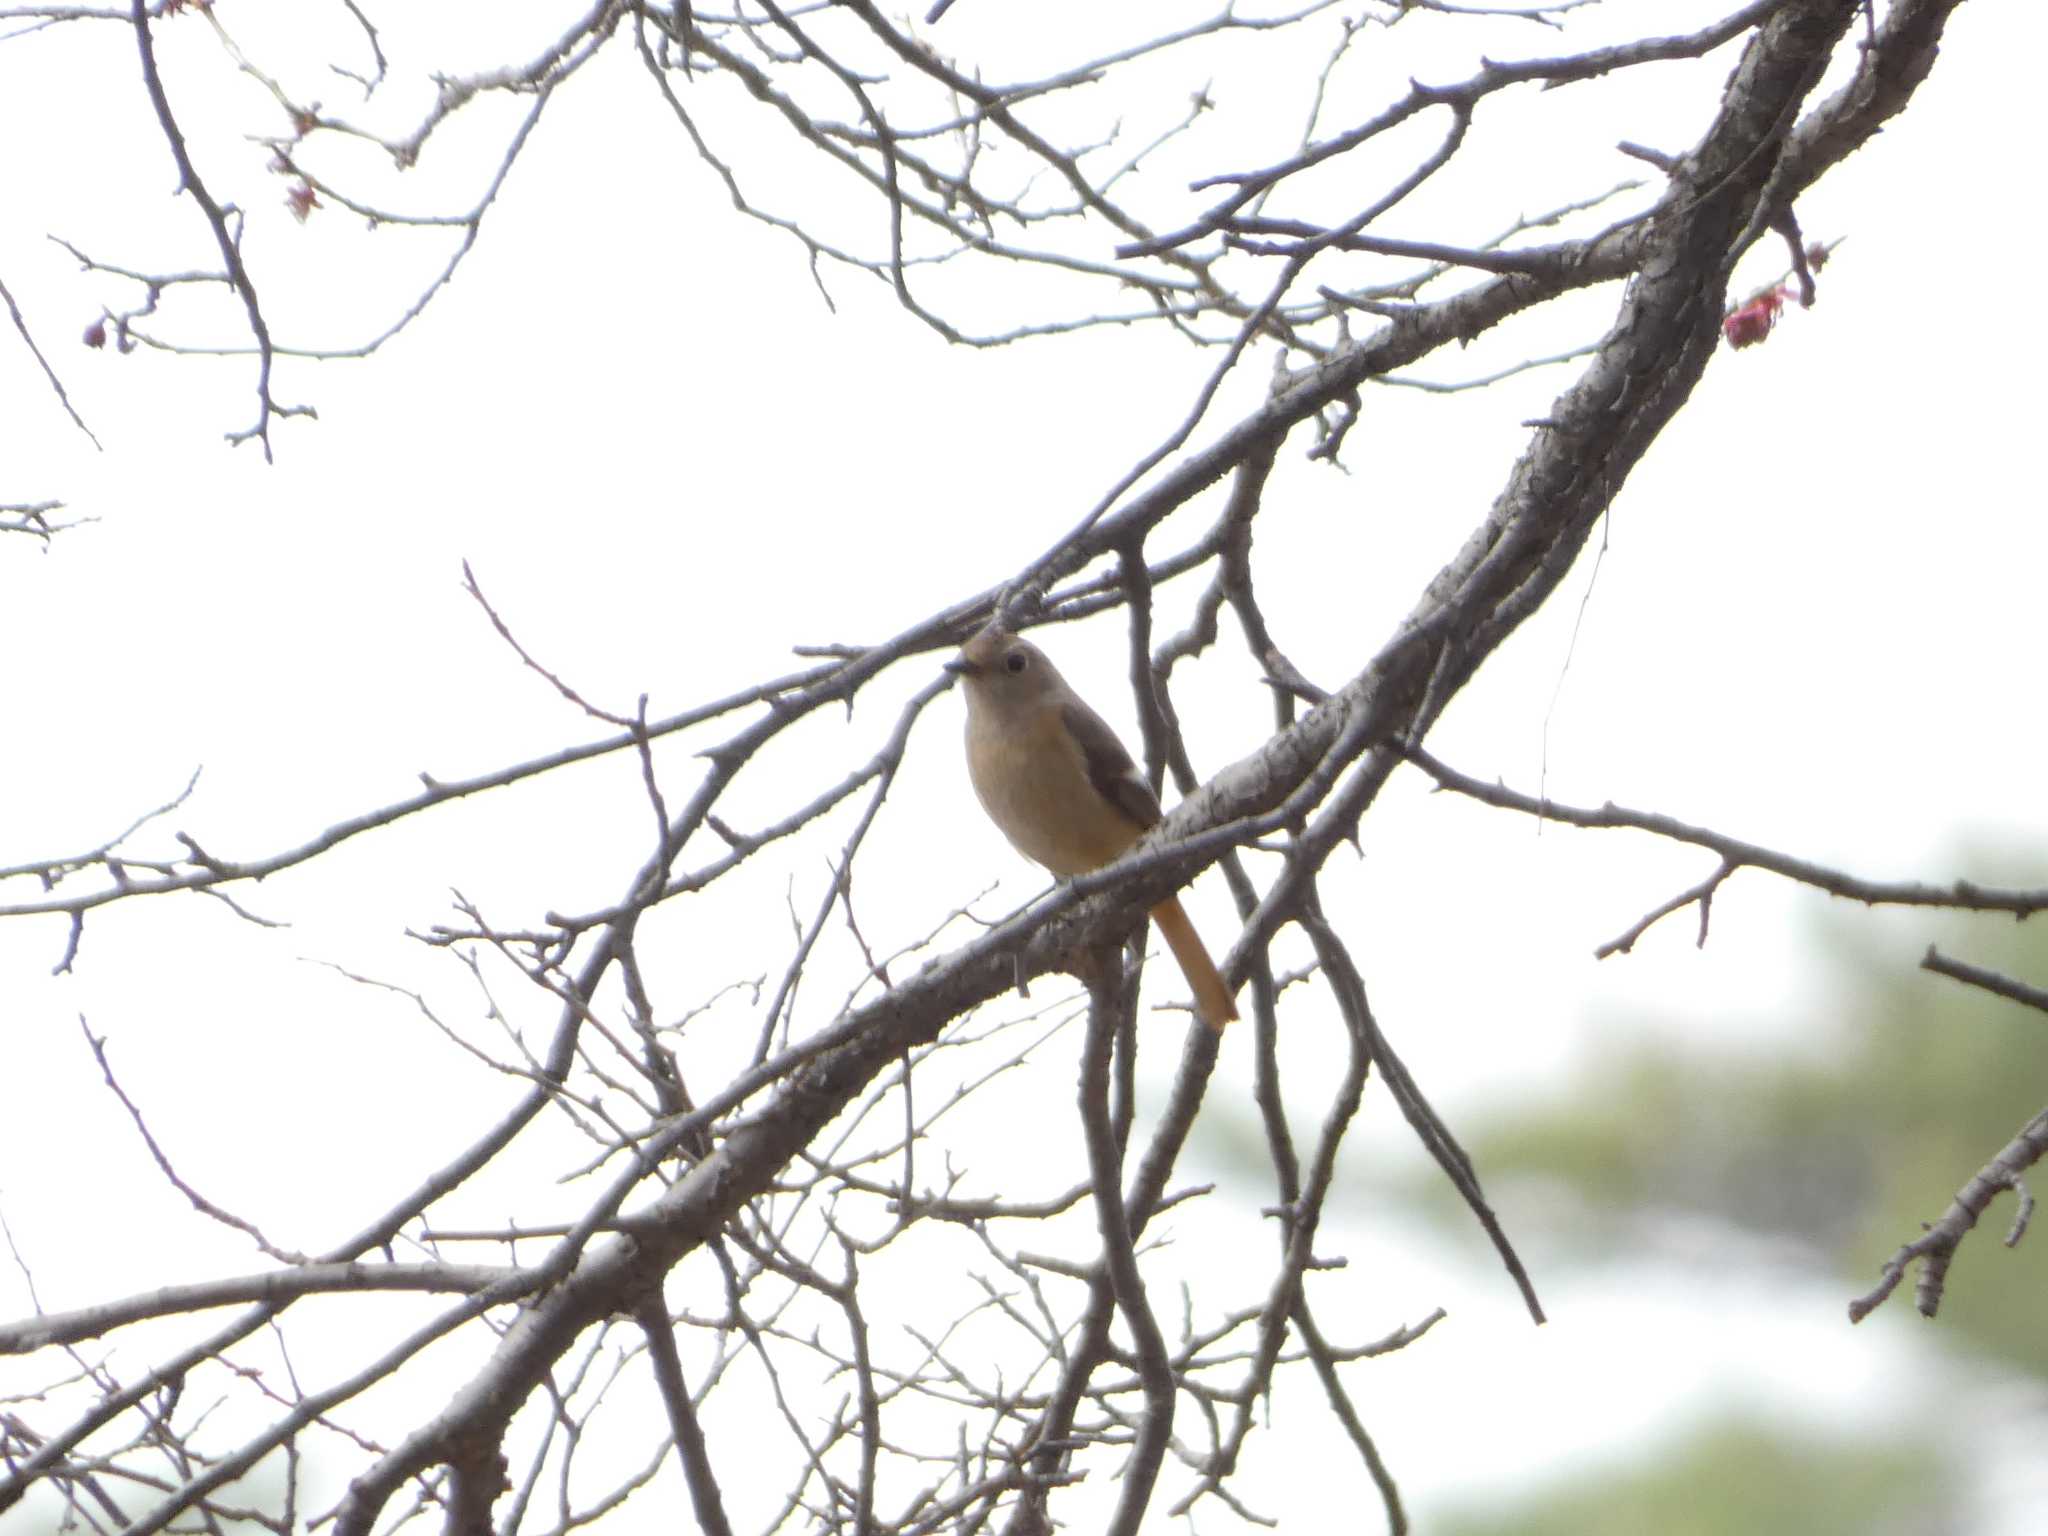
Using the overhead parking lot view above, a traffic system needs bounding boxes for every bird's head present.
[946,625,1061,713]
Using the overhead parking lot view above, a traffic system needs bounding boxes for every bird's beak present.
[944,655,979,677]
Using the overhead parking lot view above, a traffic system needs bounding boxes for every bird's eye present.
[1003,650,1029,675]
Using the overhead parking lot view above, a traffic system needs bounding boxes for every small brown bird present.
[948,624,1238,1029]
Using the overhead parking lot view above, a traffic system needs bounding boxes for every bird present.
[947,623,1238,1029]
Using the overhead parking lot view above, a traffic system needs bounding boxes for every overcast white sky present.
[2,2,2044,1530]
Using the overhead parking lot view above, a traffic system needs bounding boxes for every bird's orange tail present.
[1149,896,1237,1030]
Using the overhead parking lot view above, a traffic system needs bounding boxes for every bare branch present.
[0,272,99,448]
[636,1299,735,1536]
[127,0,309,456]
[1849,1106,2048,1324]
[1920,946,2048,1018]
[78,1017,307,1265]
[0,1261,524,1355]
[1403,745,2048,954]
[1077,963,1174,1536]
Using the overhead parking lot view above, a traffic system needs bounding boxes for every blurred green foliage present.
[1451,880,2048,1375]
[1430,1415,1955,1536]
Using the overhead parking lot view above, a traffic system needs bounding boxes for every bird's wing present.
[1061,700,1162,831]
